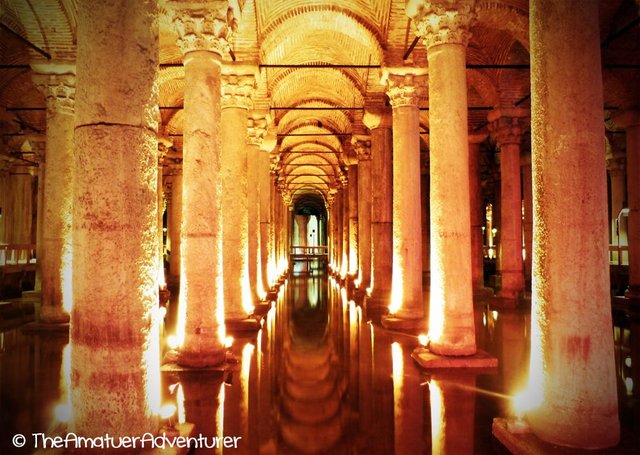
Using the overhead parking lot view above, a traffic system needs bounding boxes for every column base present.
[253,301,273,315]
[164,347,227,369]
[39,306,70,324]
[225,315,261,333]
[381,315,425,330]
[21,321,69,333]
[411,346,498,369]
[22,290,41,299]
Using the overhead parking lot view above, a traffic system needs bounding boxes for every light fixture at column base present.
[411,347,498,369]
[492,417,565,455]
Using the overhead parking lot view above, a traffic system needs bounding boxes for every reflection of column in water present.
[369,326,394,453]
[499,310,530,396]
[277,279,347,453]
[392,342,424,454]
[178,372,224,452]
[348,301,360,410]
[223,341,255,455]
[429,374,476,455]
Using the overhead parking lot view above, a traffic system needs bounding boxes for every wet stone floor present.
[1,270,639,454]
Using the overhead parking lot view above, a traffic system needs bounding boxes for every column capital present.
[363,108,392,130]
[221,72,256,109]
[487,108,530,147]
[31,65,76,116]
[247,114,268,146]
[351,135,372,161]
[407,0,476,49]
[381,68,428,108]
[170,2,236,57]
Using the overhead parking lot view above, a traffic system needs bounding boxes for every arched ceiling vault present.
[2,0,639,205]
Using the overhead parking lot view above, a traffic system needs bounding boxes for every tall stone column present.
[72,0,160,436]
[353,137,372,289]
[606,153,626,257]
[527,0,619,447]
[156,142,168,290]
[363,110,393,307]
[521,152,533,287]
[32,68,75,323]
[408,0,476,353]
[28,136,46,294]
[469,133,492,298]
[341,179,350,277]
[221,68,257,322]
[168,171,182,286]
[615,111,640,301]
[382,70,426,327]
[248,114,267,301]
[488,109,528,300]
[171,2,234,366]
[259,137,275,290]
[347,163,359,277]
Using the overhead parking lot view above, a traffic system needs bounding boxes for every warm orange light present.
[160,403,176,420]
[176,384,185,424]
[61,245,73,313]
[167,334,179,350]
[225,336,234,348]
[389,265,403,314]
[427,266,445,343]
[429,380,445,453]
[418,334,428,347]
[144,305,162,415]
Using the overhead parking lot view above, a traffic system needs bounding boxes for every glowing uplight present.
[167,334,179,350]
[625,377,634,396]
[418,334,429,347]
[625,356,632,368]
[160,403,176,420]
[158,306,167,319]
[428,266,445,343]
[61,245,73,313]
[391,342,403,383]
[512,388,542,417]
[389,266,404,314]
[54,404,71,423]
[491,310,499,321]
[225,336,234,348]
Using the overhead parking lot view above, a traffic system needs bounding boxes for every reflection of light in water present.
[168,383,186,424]
[308,278,318,307]
[429,381,444,454]
[625,356,632,368]
[491,310,499,321]
[482,313,487,327]
[160,403,176,420]
[241,343,254,439]
[392,342,403,390]
[625,377,634,396]
[54,343,72,423]
[217,382,225,441]
[144,306,162,415]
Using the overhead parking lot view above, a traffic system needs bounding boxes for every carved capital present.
[363,108,392,130]
[247,114,268,146]
[383,71,427,108]
[487,109,530,147]
[170,2,236,57]
[407,0,476,49]
[32,72,76,116]
[351,136,371,161]
[221,73,255,109]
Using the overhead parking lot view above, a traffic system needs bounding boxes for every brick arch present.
[475,1,529,51]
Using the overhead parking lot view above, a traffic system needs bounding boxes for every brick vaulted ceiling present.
[1,0,640,204]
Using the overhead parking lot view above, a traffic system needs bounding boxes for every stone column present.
[32,68,75,323]
[221,68,256,321]
[606,153,626,257]
[488,109,528,300]
[247,114,267,301]
[521,151,533,287]
[615,111,640,301]
[341,179,350,277]
[72,0,160,436]
[259,137,275,290]
[527,0,619,447]
[363,110,393,307]
[382,70,426,328]
[347,163,359,277]
[171,2,234,366]
[157,141,168,290]
[408,0,476,353]
[469,133,492,298]
[353,136,372,289]
[29,136,46,294]
[168,171,182,286]
[420,150,430,285]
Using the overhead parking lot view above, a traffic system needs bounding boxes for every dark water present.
[1,271,638,453]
